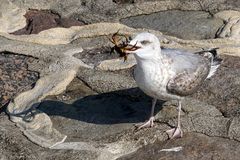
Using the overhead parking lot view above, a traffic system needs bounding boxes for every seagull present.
[122,32,222,139]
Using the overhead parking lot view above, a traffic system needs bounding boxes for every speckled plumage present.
[125,32,222,137]
[133,41,213,101]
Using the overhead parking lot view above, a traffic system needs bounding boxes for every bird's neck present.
[134,49,163,65]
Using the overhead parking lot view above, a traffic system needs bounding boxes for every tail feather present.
[207,63,221,79]
[195,48,222,79]
[206,49,222,79]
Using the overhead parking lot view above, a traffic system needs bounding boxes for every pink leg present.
[166,100,183,139]
[136,98,157,129]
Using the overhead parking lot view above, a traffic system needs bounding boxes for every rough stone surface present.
[0,28,240,159]
[74,45,137,71]
[46,77,97,103]
[77,67,136,93]
[39,88,153,142]
[74,46,119,67]
[192,55,240,117]
[0,0,240,159]
[9,0,240,23]
[118,133,240,160]
[0,112,98,160]
[121,10,224,40]
[0,52,39,107]
[12,9,84,35]
[0,0,26,33]
[217,16,240,39]
[2,0,240,33]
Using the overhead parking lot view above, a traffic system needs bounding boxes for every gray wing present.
[162,49,210,96]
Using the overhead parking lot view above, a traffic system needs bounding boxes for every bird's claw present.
[135,116,154,130]
[166,127,183,139]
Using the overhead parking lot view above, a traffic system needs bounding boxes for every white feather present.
[207,64,220,79]
[205,51,221,79]
[160,146,183,152]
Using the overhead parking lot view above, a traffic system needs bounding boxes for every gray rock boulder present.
[118,132,240,160]
[121,10,224,40]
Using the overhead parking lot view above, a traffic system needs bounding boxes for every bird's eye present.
[140,40,151,45]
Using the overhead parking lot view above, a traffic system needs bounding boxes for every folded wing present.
[163,48,211,96]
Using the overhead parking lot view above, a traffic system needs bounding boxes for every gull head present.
[123,32,161,60]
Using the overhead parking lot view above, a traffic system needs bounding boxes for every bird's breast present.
[134,61,173,99]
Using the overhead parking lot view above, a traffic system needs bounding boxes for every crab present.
[109,30,140,61]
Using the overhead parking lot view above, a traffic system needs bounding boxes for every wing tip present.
[207,64,220,79]
[204,48,222,79]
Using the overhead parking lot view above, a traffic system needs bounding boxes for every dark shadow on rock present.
[38,88,164,125]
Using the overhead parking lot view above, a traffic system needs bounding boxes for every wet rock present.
[121,10,224,40]
[118,133,240,160]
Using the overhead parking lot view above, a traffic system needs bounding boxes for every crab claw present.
[123,55,128,61]
[108,35,119,46]
[109,31,139,62]
[117,42,141,61]
[120,42,141,52]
